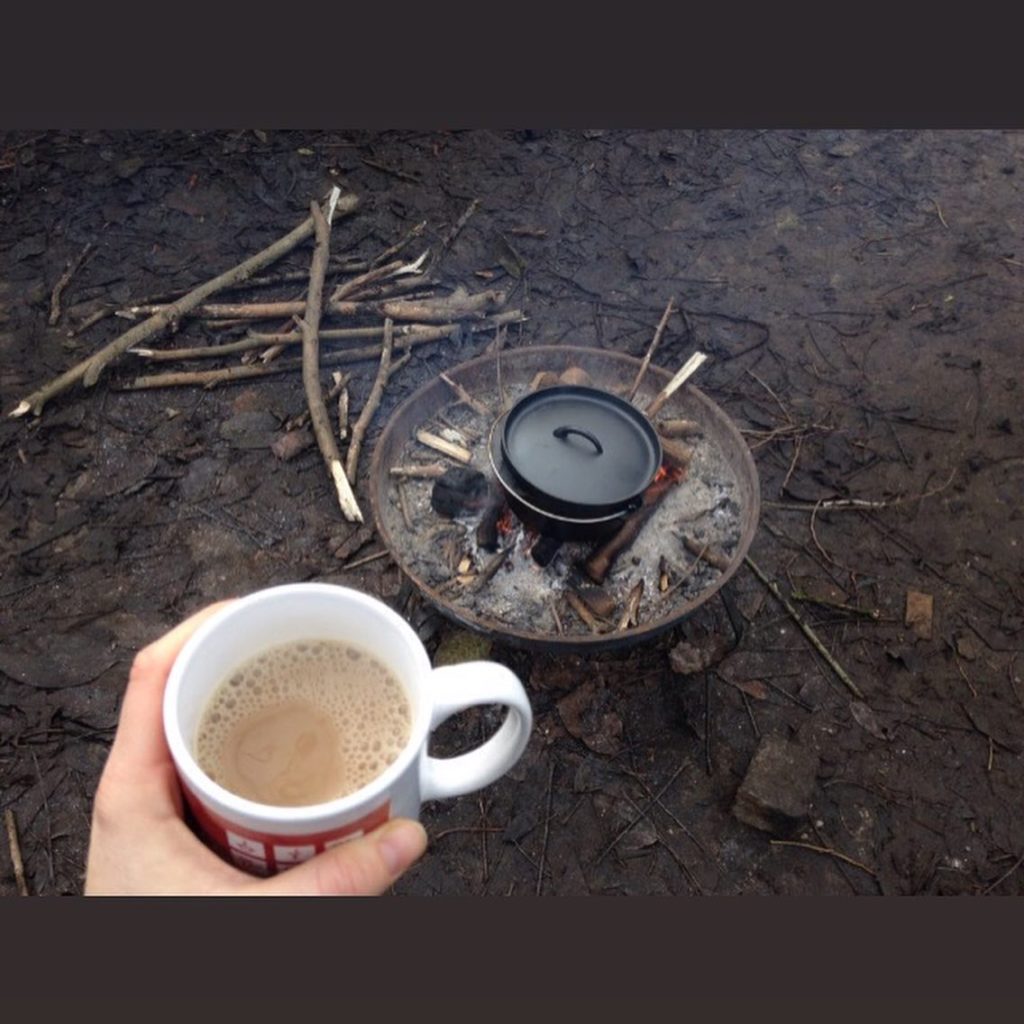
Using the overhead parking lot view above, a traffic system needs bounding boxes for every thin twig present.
[4,809,29,896]
[389,463,449,480]
[334,372,350,443]
[397,481,413,531]
[740,689,760,738]
[597,764,687,863]
[981,852,1024,895]
[48,242,94,326]
[628,297,675,400]
[131,324,396,361]
[764,466,958,512]
[346,317,395,484]
[30,751,54,889]
[645,351,708,418]
[344,549,390,571]
[437,198,481,263]
[415,430,472,464]
[536,762,555,895]
[550,599,564,635]
[780,434,803,496]
[331,251,427,303]
[744,556,865,701]
[372,220,428,268]
[661,542,709,600]
[704,671,713,775]
[362,157,419,183]
[770,839,878,879]
[440,373,491,417]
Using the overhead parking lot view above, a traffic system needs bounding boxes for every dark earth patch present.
[1,129,1022,895]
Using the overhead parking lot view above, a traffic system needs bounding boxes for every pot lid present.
[501,386,661,508]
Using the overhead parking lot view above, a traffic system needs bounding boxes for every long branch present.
[300,202,363,523]
[9,191,359,418]
[120,287,505,324]
[120,311,526,391]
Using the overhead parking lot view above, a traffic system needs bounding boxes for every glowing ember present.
[497,507,517,535]
[653,462,685,486]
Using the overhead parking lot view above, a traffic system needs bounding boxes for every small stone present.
[732,735,820,835]
[669,634,728,676]
[218,410,279,450]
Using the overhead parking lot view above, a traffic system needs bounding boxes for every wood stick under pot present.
[581,472,684,585]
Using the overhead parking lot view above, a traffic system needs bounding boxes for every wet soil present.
[1,129,1022,895]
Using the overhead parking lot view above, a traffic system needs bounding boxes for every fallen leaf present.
[726,677,770,701]
[905,589,934,640]
[850,700,891,741]
[557,681,623,756]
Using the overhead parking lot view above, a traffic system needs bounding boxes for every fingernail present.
[377,819,428,876]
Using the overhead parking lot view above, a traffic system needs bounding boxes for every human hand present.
[85,602,428,895]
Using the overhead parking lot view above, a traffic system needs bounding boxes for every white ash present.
[383,395,746,638]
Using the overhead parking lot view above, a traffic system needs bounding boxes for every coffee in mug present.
[195,639,411,807]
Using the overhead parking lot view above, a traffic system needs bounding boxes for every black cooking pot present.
[488,385,662,541]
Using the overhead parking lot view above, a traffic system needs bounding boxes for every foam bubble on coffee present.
[195,639,411,806]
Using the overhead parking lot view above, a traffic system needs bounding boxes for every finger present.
[253,819,428,896]
[105,601,236,779]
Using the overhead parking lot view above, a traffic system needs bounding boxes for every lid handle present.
[552,425,604,455]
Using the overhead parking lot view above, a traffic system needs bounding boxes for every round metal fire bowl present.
[369,346,761,654]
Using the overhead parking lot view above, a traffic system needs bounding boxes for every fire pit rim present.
[368,345,761,654]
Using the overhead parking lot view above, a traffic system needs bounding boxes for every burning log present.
[574,588,617,621]
[657,418,703,439]
[659,436,695,469]
[558,366,593,387]
[581,464,686,585]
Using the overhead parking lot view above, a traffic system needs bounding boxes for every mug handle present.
[419,662,533,801]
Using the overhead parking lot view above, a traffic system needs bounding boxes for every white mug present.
[163,583,532,876]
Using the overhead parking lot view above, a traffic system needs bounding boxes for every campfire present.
[370,346,760,651]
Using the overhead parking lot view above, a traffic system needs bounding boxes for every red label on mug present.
[183,789,391,876]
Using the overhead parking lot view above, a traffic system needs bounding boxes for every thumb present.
[254,819,428,896]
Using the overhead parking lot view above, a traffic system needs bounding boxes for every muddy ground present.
[1,129,1022,896]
